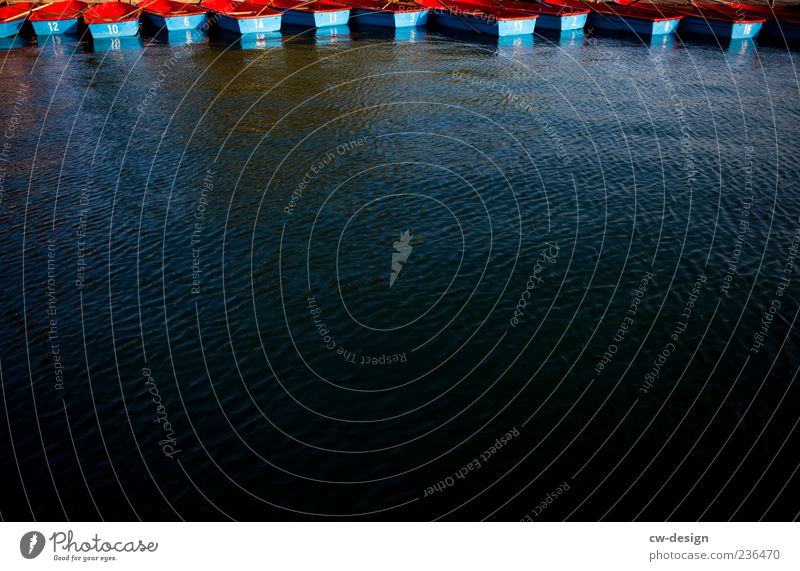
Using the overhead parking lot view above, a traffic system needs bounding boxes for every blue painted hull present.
[587,13,679,35]
[88,19,139,38]
[142,11,207,31]
[215,13,282,33]
[350,8,427,28]
[679,16,762,39]
[432,12,536,36]
[536,12,586,31]
[0,17,26,38]
[31,18,81,36]
[280,8,350,28]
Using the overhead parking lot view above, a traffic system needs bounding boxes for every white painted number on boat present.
[255,18,264,28]
[47,21,59,31]
[513,20,522,31]
[184,17,190,26]
[107,23,119,34]
[743,24,751,35]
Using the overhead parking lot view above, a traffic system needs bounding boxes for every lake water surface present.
[1,24,800,520]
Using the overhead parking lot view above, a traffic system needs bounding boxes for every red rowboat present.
[0,2,37,37]
[29,0,88,35]
[83,1,141,37]
[199,0,282,33]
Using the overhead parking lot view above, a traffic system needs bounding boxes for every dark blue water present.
[2,24,800,521]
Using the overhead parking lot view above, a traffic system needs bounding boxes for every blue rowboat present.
[461,0,587,31]
[664,3,764,39]
[139,0,207,31]
[200,0,281,33]
[343,0,427,28]
[29,0,88,36]
[0,2,35,38]
[548,0,682,35]
[417,0,537,36]
[84,2,141,37]
[256,0,350,28]
[703,1,798,41]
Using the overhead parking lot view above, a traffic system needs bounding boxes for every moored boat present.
[200,0,281,33]
[29,0,87,35]
[459,0,587,31]
[341,0,427,28]
[138,0,207,30]
[416,0,538,36]
[84,1,141,37]
[697,1,800,41]
[546,0,682,35]
[657,2,764,39]
[253,0,350,28]
[0,2,35,37]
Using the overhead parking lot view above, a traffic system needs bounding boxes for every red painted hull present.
[84,1,141,24]
[660,3,766,24]
[546,0,682,21]
[0,1,36,23]
[455,0,588,18]
[137,0,206,16]
[263,0,348,11]
[200,0,281,17]
[339,0,420,13]
[696,1,800,23]
[29,0,88,21]
[415,0,539,20]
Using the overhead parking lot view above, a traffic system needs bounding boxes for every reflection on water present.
[355,24,422,43]
[307,24,352,45]
[91,35,145,52]
[157,29,210,46]
[35,33,87,57]
[0,35,30,50]
[556,29,585,47]
[728,37,757,56]
[648,33,675,50]
[238,30,284,50]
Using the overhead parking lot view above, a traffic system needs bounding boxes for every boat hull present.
[142,11,207,31]
[216,13,281,34]
[536,11,586,31]
[88,19,139,38]
[0,17,25,38]
[679,16,762,39]
[279,8,350,28]
[587,13,679,35]
[31,17,81,36]
[350,7,427,28]
[432,12,536,36]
